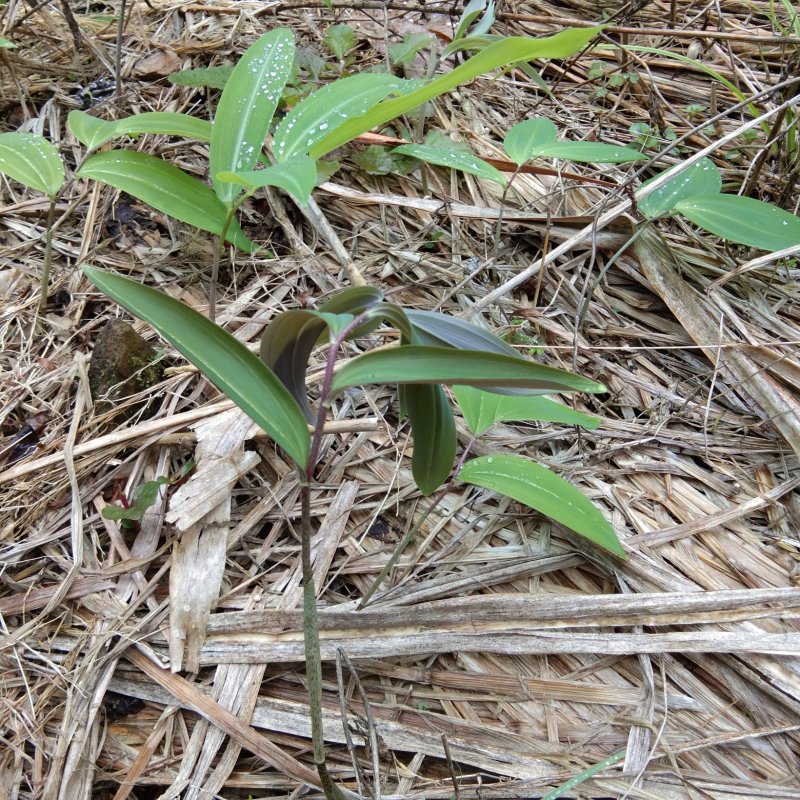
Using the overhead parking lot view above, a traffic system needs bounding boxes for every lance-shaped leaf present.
[638,158,721,219]
[273,73,409,163]
[217,154,316,205]
[210,28,295,206]
[392,142,506,185]
[503,117,557,165]
[169,65,233,89]
[330,346,606,395]
[84,266,310,468]
[260,286,386,421]
[309,27,602,158]
[405,309,520,357]
[403,383,457,495]
[674,194,800,251]
[459,454,625,557]
[453,384,600,437]
[0,132,64,198]
[77,150,254,251]
[68,110,212,152]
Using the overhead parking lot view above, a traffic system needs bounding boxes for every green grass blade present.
[674,193,800,250]
[459,454,625,556]
[392,142,507,185]
[84,267,310,468]
[638,158,721,219]
[210,28,295,206]
[273,73,408,162]
[309,27,602,158]
[330,346,606,395]
[78,150,254,251]
[0,132,64,198]
[542,750,626,800]
[68,110,211,151]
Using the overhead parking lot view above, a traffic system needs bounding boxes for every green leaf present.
[674,194,800,251]
[0,37,17,49]
[404,383,457,495]
[168,65,233,90]
[392,142,506,185]
[459,454,625,557]
[406,309,519,358]
[68,109,212,151]
[503,118,558,165]
[388,33,433,67]
[84,266,310,468]
[103,477,169,522]
[309,311,355,340]
[470,0,496,37]
[441,34,501,59]
[217,154,317,205]
[454,0,488,41]
[324,24,357,60]
[0,132,64,198]
[453,385,600,437]
[309,27,602,158]
[260,286,386,421]
[273,73,408,162]
[638,158,721,219]
[330,346,606,395]
[352,145,399,175]
[77,150,254,251]
[210,28,295,206]
[535,140,645,163]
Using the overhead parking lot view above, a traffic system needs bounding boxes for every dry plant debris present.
[1,1,800,798]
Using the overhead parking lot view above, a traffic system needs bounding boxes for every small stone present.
[89,320,163,415]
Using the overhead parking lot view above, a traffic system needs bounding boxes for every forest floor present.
[1,1,800,798]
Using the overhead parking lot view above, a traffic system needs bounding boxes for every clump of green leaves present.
[0,132,65,309]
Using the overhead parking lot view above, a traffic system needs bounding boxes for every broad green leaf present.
[674,194,800,251]
[503,117,557,165]
[534,140,645,163]
[210,28,295,206]
[168,65,233,89]
[352,145,401,175]
[330,346,606,395]
[453,385,600,437]
[388,33,432,67]
[324,24,357,60]
[0,132,64,198]
[273,73,408,162]
[78,150,254,251]
[406,309,520,358]
[392,142,507,185]
[459,454,625,557]
[261,286,386,421]
[68,110,212,151]
[217,154,317,205]
[455,0,488,41]
[638,158,721,219]
[309,311,355,340]
[309,27,602,158]
[404,383,457,495]
[84,266,310,468]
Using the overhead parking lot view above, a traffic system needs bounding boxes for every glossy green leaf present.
[388,33,432,67]
[331,346,606,395]
[453,385,600,437]
[459,454,625,557]
[392,142,506,185]
[503,117,557,165]
[674,194,800,251]
[168,65,233,89]
[309,27,602,158]
[210,28,295,206]
[261,286,386,421]
[84,266,310,468]
[638,158,721,219]
[404,383,457,495]
[273,73,408,162]
[535,141,645,163]
[405,309,520,358]
[0,132,64,198]
[77,150,254,251]
[217,154,317,205]
[68,109,212,151]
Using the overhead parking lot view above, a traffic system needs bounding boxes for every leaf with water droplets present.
[0,132,64,198]
[210,28,295,207]
[392,141,506,185]
[273,73,408,163]
[217,154,316,205]
[638,158,721,219]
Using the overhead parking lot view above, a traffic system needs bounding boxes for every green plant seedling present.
[639,158,800,250]
[103,476,169,527]
[454,0,497,43]
[0,131,66,309]
[323,23,357,64]
[85,268,624,799]
[389,33,433,68]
